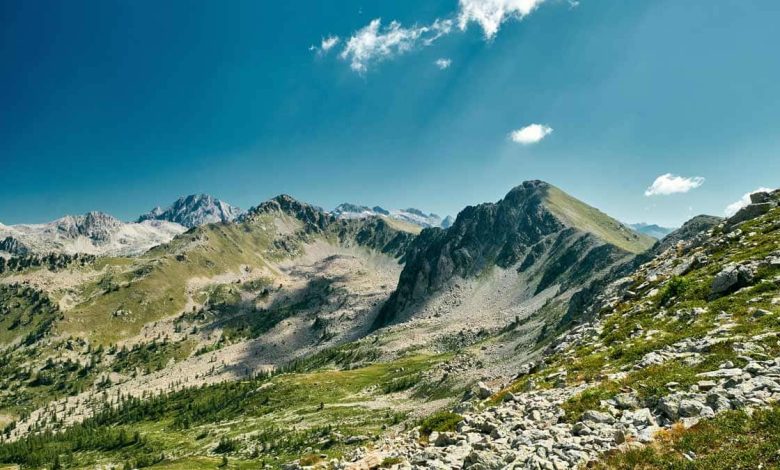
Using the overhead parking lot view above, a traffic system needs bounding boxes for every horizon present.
[2,1,779,226]
[0,180,714,229]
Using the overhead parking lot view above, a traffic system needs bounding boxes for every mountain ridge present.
[138,193,243,228]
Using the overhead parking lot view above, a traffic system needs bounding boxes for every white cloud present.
[333,0,553,72]
[458,0,546,39]
[340,18,452,72]
[321,36,340,53]
[509,123,553,145]
[310,35,341,55]
[724,187,774,216]
[435,58,452,69]
[644,173,705,197]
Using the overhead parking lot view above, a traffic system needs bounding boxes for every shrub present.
[419,411,463,437]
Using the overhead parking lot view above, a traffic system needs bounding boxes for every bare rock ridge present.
[374,180,657,328]
[654,214,723,254]
[245,194,417,259]
[138,193,243,228]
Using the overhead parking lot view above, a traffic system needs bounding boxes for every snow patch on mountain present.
[0,212,185,257]
[138,194,243,228]
[332,203,450,229]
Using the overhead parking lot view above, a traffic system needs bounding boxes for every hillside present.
[346,188,780,469]
[1,184,777,470]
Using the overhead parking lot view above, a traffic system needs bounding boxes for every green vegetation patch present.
[596,404,780,469]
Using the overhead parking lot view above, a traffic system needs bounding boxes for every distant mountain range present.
[628,222,676,239]
[0,195,453,257]
[331,203,451,229]
[0,212,185,257]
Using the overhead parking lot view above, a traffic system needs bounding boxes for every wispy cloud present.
[331,0,554,72]
[509,123,553,145]
[435,58,452,69]
[340,19,452,73]
[644,173,705,196]
[724,187,773,216]
[310,35,340,55]
[458,0,546,39]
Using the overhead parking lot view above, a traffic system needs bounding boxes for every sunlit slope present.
[541,184,656,254]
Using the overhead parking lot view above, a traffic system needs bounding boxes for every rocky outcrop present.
[710,262,755,297]
[727,190,780,226]
[0,236,29,256]
[655,214,722,254]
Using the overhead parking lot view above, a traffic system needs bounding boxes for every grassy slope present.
[543,185,656,254]
[60,216,292,344]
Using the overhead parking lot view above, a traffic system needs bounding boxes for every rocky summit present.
[1,183,779,470]
[138,193,243,228]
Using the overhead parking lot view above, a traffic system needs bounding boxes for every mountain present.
[375,180,656,328]
[0,212,186,256]
[138,193,243,228]
[4,184,779,470]
[348,188,780,470]
[332,203,451,229]
[629,222,676,239]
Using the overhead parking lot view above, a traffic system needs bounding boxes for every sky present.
[1,0,779,227]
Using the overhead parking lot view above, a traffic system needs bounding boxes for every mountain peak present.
[374,181,654,327]
[246,194,333,231]
[138,194,242,228]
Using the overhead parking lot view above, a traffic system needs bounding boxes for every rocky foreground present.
[339,341,780,469]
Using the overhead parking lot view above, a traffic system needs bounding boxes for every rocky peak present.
[246,194,334,232]
[373,181,649,327]
[52,211,123,243]
[138,193,242,228]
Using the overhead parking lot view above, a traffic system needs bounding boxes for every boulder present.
[728,202,775,226]
[711,264,753,297]
[581,410,615,425]
[475,382,494,400]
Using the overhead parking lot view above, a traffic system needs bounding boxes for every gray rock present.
[711,263,754,297]
[697,368,744,379]
[475,382,494,400]
[581,410,615,425]
[728,202,775,225]
[613,393,640,410]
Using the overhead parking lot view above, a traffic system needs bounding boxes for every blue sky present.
[1,0,779,226]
